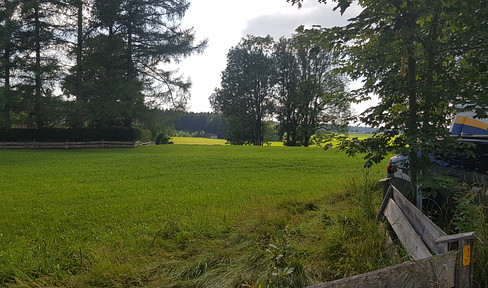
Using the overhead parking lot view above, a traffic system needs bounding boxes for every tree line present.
[154,110,227,138]
[0,0,205,131]
[211,29,352,147]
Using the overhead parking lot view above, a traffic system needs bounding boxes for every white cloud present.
[242,2,359,38]
[177,0,361,113]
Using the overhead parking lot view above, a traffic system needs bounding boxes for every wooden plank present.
[379,177,392,199]
[384,198,432,260]
[436,232,475,245]
[306,251,456,288]
[376,184,392,221]
[390,186,448,254]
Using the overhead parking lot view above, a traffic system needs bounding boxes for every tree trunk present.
[34,2,43,128]
[255,118,262,146]
[254,94,263,146]
[75,0,84,128]
[126,2,134,81]
[398,1,420,205]
[2,3,13,130]
[406,53,419,205]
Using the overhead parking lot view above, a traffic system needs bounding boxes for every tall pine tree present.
[63,0,206,128]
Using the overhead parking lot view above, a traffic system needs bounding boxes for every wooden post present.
[456,238,473,288]
[436,232,475,288]
[379,177,391,199]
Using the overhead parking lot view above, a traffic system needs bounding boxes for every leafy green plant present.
[154,133,173,144]
[309,132,336,149]
[452,183,488,288]
[267,227,297,275]
[263,226,309,288]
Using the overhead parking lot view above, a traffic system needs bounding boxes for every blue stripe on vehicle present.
[451,123,463,135]
[451,124,488,136]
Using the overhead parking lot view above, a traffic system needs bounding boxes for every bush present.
[138,129,153,142]
[174,130,205,137]
[154,133,173,145]
[0,128,153,142]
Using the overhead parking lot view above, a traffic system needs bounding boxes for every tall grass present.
[0,145,391,287]
[452,183,488,288]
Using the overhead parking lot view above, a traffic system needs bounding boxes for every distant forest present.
[165,111,227,138]
[348,126,378,134]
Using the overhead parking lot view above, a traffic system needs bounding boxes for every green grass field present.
[0,144,393,287]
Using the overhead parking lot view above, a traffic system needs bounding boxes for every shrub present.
[0,128,152,142]
[154,133,173,145]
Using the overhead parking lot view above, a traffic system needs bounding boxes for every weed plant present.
[0,145,390,287]
[452,182,488,288]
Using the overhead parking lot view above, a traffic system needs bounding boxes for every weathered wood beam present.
[384,198,432,260]
[307,251,456,288]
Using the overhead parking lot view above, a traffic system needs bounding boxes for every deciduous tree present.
[275,27,350,147]
[211,35,276,145]
[287,0,488,201]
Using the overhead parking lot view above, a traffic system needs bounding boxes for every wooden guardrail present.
[0,141,151,149]
[307,183,474,288]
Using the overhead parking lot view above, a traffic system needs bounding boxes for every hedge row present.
[0,128,153,142]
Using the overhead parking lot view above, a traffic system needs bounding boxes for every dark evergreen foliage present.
[0,127,152,142]
[0,0,205,131]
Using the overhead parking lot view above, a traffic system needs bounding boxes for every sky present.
[176,0,372,115]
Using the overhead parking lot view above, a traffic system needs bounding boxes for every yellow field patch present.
[170,136,228,145]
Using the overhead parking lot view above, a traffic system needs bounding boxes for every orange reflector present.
[463,245,471,266]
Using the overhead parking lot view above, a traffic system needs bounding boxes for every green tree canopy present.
[210,35,276,145]
[274,27,351,147]
[287,0,488,199]
[62,0,206,128]
[213,32,350,146]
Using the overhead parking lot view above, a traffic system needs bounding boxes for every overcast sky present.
[177,0,369,114]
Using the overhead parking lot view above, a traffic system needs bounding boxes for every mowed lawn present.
[0,144,391,287]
